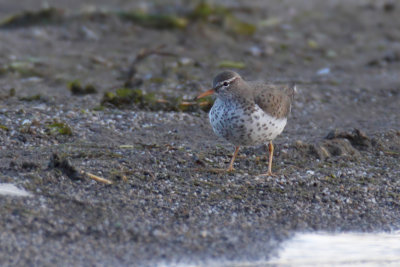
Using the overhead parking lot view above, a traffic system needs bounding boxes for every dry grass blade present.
[80,170,113,185]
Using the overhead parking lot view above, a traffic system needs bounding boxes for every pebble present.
[317,68,330,75]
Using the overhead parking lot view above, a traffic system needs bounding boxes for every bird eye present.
[223,82,228,86]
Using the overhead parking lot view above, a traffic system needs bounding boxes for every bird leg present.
[267,141,274,176]
[227,146,240,172]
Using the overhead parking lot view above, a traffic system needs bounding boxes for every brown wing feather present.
[252,83,295,119]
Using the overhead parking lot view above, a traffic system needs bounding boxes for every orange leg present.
[267,141,274,176]
[227,146,240,172]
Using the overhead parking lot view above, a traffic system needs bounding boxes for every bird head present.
[197,71,243,100]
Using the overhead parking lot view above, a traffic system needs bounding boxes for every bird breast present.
[209,98,287,146]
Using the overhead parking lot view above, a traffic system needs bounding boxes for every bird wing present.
[252,82,295,119]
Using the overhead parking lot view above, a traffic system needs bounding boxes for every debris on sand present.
[48,153,113,184]
[48,153,81,180]
[325,128,371,150]
[80,171,113,185]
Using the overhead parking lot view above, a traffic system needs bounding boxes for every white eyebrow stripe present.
[217,76,239,87]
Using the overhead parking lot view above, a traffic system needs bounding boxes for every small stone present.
[307,39,319,49]
[200,230,208,238]
[317,68,330,75]
[22,119,31,125]
[325,50,337,58]
[179,57,193,65]
[383,2,395,12]
[247,46,263,57]
[80,26,99,40]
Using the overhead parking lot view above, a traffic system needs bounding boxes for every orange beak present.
[196,88,215,99]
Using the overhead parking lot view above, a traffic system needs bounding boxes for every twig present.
[156,98,169,104]
[80,170,113,185]
[180,101,196,106]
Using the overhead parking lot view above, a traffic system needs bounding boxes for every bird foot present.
[226,166,235,172]
[259,171,276,177]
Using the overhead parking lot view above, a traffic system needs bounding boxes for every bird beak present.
[196,88,215,99]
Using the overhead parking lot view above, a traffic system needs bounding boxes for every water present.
[0,183,31,197]
[159,231,400,267]
[269,231,400,266]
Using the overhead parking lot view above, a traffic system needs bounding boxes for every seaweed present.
[101,88,213,112]
[68,80,97,95]
[0,5,255,35]
[190,2,256,35]
[224,14,256,35]
[19,94,47,102]
[117,11,188,29]
[0,7,63,28]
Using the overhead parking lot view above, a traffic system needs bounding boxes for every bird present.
[197,70,296,176]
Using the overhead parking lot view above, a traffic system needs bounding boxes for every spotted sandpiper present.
[197,71,296,175]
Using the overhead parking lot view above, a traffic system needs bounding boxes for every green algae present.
[47,121,73,136]
[0,125,9,131]
[217,60,246,69]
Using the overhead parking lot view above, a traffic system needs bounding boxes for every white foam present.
[0,183,31,197]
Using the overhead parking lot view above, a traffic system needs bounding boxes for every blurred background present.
[0,0,399,133]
